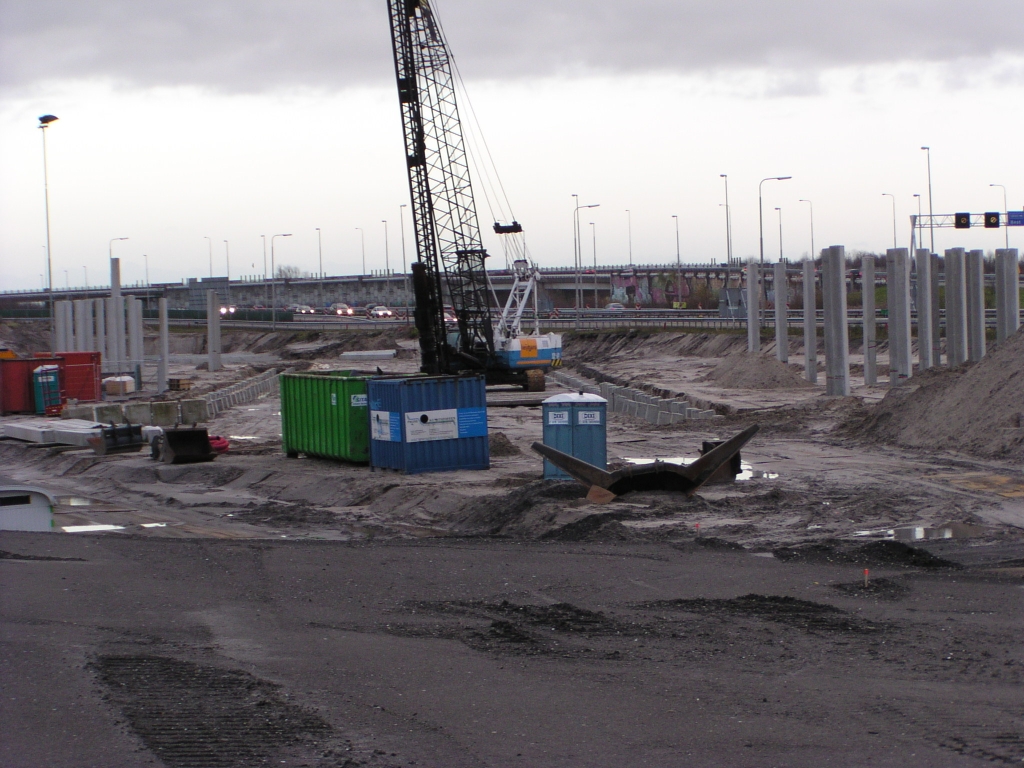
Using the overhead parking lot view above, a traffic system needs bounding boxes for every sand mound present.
[700,351,814,390]
[849,328,1024,458]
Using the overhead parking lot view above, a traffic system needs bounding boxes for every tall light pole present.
[625,209,633,266]
[143,255,149,286]
[399,204,409,323]
[672,214,681,308]
[204,236,213,278]
[991,184,1009,249]
[223,240,231,305]
[573,199,599,322]
[720,174,732,265]
[64,269,69,290]
[760,176,792,320]
[913,194,922,250]
[109,237,129,262]
[882,193,897,249]
[270,233,292,329]
[921,147,934,253]
[38,114,58,343]
[315,227,323,310]
[261,234,268,308]
[775,207,783,262]
[355,227,366,275]
[590,221,598,308]
[381,220,391,302]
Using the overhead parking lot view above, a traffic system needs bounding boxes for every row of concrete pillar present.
[53,296,141,374]
[747,247,1020,394]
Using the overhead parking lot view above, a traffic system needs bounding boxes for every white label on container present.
[547,410,570,426]
[350,394,367,407]
[330,393,337,406]
[578,410,602,425]
[405,409,458,443]
[371,411,392,441]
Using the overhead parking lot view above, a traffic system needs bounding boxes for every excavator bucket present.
[157,427,215,464]
[530,425,759,502]
[91,422,145,455]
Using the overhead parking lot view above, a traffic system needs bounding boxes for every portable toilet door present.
[542,392,607,479]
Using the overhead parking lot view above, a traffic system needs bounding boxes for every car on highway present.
[605,302,626,311]
[329,303,355,316]
[294,305,316,314]
[366,305,395,319]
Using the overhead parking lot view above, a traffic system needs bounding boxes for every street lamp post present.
[590,222,598,308]
[38,114,58,346]
[270,233,292,329]
[572,198,600,325]
[143,255,149,286]
[64,269,69,290]
[991,184,1009,249]
[672,214,681,308]
[798,199,814,262]
[223,240,231,305]
[109,237,129,262]
[921,147,935,253]
[913,194,922,250]
[625,209,633,266]
[775,207,783,262]
[315,227,323,310]
[355,228,366,275]
[882,193,897,249]
[399,204,410,323]
[759,176,791,322]
[720,174,732,265]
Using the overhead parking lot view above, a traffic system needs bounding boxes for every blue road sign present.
[1008,211,1024,227]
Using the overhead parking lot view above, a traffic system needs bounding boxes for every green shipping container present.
[280,372,370,462]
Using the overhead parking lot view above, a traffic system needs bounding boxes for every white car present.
[367,305,395,319]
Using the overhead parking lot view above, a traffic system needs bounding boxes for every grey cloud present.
[1,0,1021,93]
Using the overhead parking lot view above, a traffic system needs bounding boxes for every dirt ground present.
[2,325,1023,767]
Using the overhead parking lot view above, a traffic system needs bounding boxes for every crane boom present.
[388,0,494,375]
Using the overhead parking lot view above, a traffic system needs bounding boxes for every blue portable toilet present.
[542,392,607,479]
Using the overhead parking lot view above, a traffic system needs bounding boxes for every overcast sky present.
[2,0,1022,290]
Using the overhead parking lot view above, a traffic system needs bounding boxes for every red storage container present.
[37,351,102,402]
[0,357,65,415]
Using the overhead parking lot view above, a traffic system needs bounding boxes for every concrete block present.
[3,422,56,443]
[123,402,153,425]
[179,399,209,424]
[671,412,688,424]
[151,401,179,427]
[62,404,96,421]
[625,401,638,417]
[669,401,689,414]
[52,424,102,447]
[686,408,700,419]
[93,404,124,424]
[657,410,672,426]
[645,404,660,422]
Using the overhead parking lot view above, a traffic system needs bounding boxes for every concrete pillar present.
[886,248,911,383]
[915,249,933,370]
[207,290,222,371]
[105,297,119,370]
[157,298,169,393]
[802,258,817,383]
[774,261,788,363]
[746,258,760,353]
[93,299,106,356]
[995,249,1020,343]
[127,297,144,371]
[73,299,91,352]
[53,301,68,352]
[862,255,876,386]
[945,248,968,366]
[930,253,943,365]
[111,259,128,371]
[822,246,850,396]
[965,249,986,362]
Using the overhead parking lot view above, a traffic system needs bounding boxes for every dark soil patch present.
[832,577,911,600]
[91,655,331,768]
[453,481,588,535]
[540,513,632,542]
[488,431,522,457]
[643,594,883,634]
[773,540,960,569]
[230,503,338,528]
[0,550,85,562]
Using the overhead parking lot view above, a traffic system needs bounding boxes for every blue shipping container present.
[368,374,489,474]
[542,393,607,479]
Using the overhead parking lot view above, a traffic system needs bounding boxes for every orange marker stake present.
[695,523,701,537]
[863,568,870,587]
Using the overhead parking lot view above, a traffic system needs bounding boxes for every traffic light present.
[984,212,1000,228]
[954,212,971,229]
